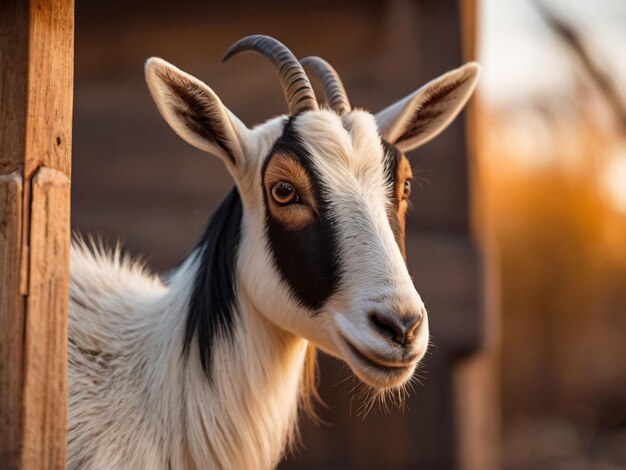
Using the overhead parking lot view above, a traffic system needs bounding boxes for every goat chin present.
[340,344,426,390]
[351,361,418,390]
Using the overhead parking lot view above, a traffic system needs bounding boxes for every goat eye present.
[271,181,300,205]
[402,180,411,199]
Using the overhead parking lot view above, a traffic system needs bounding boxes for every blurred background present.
[71,0,626,468]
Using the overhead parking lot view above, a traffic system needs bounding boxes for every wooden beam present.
[0,173,26,468]
[454,1,502,469]
[22,168,71,470]
[0,1,74,469]
[0,2,29,176]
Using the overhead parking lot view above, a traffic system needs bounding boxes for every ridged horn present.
[222,35,318,115]
[301,56,351,115]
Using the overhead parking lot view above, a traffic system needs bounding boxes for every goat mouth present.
[339,334,416,374]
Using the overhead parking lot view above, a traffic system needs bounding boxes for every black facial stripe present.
[381,139,405,256]
[382,139,400,188]
[261,117,341,311]
[182,188,242,380]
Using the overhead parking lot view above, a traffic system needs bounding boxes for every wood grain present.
[0,0,73,177]
[0,2,28,174]
[23,0,75,180]
[0,1,74,468]
[21,0,75,297]
[0,173,26,469]
[22,168,71,470]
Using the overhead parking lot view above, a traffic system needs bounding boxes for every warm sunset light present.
[601,147,626,213]
[3,2,623,469]
[478,0,626,467]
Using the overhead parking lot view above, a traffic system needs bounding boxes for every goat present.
[68,35,479,470]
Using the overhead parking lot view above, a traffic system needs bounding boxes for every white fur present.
[68,56,478,469]
[69,242,307,470]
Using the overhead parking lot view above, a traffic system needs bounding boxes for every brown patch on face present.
[394,154,413,253]
[263,153,318,229]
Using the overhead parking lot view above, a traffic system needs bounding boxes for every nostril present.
[404,314,422,345]
[369,312,395,338]
[369,311,422,346]
[368,311,405,346]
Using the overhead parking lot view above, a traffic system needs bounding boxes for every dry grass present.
[476,104,626,468]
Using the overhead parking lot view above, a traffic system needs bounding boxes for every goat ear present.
[145,57,247,167]
[375,63,480,153]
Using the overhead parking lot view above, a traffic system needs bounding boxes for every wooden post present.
[0,1,74,469]
[453,0,502,469]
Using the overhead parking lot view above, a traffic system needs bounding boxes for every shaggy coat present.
[68,36,479,470]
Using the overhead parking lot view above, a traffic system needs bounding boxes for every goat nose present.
[368,311,422,346]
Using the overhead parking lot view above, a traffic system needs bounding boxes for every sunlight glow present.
[601,146,626,213]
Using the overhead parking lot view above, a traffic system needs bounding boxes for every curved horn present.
[222,35,318,115]
[301,56,351,115]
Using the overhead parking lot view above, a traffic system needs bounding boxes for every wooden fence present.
[0,1,73,468]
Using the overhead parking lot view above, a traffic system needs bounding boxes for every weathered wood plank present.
[0,173,26,469]
[21,168,71,470]
[23,0,75,180]
[20,0,75,297]
[0,0,74,468]
[0,0,74,172]
[0,2,28,174]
